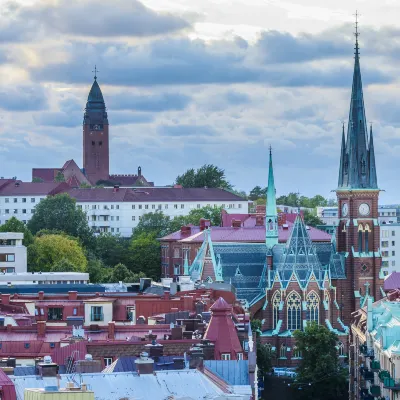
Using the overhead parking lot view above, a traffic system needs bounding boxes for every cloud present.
[224,90,251,105]
[33,112,82,128]
[157,124,219,137]
[0,0,191,42]
[108,92,191,112]
[111,112,154,125]
[0,85,48,111]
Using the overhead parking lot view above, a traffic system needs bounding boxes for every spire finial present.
[269,144,272,157]
[92,65,99,80]
[354,11,360,57]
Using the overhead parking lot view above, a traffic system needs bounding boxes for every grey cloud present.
[157,124,218,137]
[111,112,154,125]
[0,85,48,111]
[224,90,251,105]
[33,112,81,128]
[108,92,191,112]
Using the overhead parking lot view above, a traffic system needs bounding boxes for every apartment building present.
[0,232,27,273]
[0,181,248,237]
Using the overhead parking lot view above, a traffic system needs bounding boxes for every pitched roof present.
[86,78,105,110]
[0,182,69,196]
[384,272,400,291]
[32,168,60,182]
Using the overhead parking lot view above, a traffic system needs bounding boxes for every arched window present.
[287,291,302,331]
[293,346,302,358]
[272,291,281,329]
[324,291,331,321]
[306,291,319,324]
[280,344,287,358]
[337,341,344,356]
[365,224,370,253]
[358,224,364,253]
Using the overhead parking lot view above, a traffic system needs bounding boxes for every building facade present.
[0,233,26,273]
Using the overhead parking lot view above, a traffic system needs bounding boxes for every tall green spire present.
[266,146,278,248]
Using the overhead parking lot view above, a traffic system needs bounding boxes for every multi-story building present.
[0,233,26,273]
[380,224,400,277]
[0,181,248,237]
[350,289,400,400]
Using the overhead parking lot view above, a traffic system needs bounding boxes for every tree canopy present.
[133,212,173,239]
[0,217,34,246]
[303,210,324,227]
[176,164,232,189]
[28,234,87,272]
[292,323,347,400]
[27,193,94,249]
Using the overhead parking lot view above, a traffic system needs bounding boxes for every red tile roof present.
[0,368,16,400]
[32,168,60,182]
[0,182,69,196]
[384,272,400,291]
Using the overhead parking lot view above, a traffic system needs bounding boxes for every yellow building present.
[24,386,94,400]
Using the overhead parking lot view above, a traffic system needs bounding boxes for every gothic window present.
[365,224,370,253]
[358,224,364,253]
[280,344,287,358]
[272,291,281,330]
[293,346,302,358]
[306,291,319,324]
[337,341,344,356]
[287,291,302,331]
[268,218,274,230]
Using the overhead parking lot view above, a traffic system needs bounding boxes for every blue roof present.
[204,360,250,385]
[0,284,105,294]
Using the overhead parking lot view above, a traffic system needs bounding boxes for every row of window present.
[381,251,396,257]
[2,198,42,203]
[274,342,344,358]
[382,241,396,248]
[0,254,15,262]
[1,209,34,214]
[382,230,396,238]
[79,203,243,211]
[382,261,396,267]
[379,212,397,216]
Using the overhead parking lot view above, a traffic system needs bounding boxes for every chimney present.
[37,356,59,377]
[180,226,191,236]
[1,294,10,305]
[108,321,115,340]
[189,346,204,369]
[255,216,264,226]
[139,278,151,292]
[255,205,266,215]
[164,291,170,300]
[278,213,286,226]
[75,354,102,373]
[183,296,193,311]
[113,184,120,192]
[171,326,183,340]
[38,291,45,300]
[135,352,154,374]
[145,342,164,360]
[231,220,241,228]
[37,321,46,337]
[199,219,211,231]
[14,182,20,187]
[138,166,142,177]
[68,291,78,301]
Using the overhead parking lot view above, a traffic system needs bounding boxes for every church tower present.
[266,147,278,248]
[335,19,382,323]
[83,69,109,185]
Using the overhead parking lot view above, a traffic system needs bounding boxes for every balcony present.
[384,377,400,391]
[379,370,390,382]
[370,360,380,371]
[369,384,380,397]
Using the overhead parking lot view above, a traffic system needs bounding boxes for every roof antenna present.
[92,65,99,80]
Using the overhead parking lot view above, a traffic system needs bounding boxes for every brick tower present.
[335,21,383,325]
[83,69,109,185]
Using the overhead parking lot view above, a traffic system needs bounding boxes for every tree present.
[257,341,275,375]
[79,182,92,188]
[94,233,130,267]
[185,205,223,226]
[133,211,173,239]
[28,234,87,272]
[109,263,146,283]
[51,259,80,272]
[303,210,324,227]
[27,193,95,249]
[129,232,160,280]
[54,172,65,182]
[176,164,232,189]
[87,258,111,283]
[0,217,34,246]
[292,323,347,400]
[32,177,44,183]
[249,186,266,201]
[250,319,262,336]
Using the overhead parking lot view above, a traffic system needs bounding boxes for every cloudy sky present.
[1,0,400,203]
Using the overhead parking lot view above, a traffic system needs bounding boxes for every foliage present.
[303,210,325,227]
[176,164,232,190]
[250,319,262,336]
[32,177,44,183]
[109,263,146,283]
[54,172,65,182]
[28,234,87,272]
[133,212,174,239]
[256,340,274,375]
[0,217,34,246]
[87,258,110,283]
[79,182,92,188]
[249,186,266,201]
[51,258,80,272]
[276,193,329,208]
[129,232,161,280]
[185,205,222,226]
[292,323,347,400]
[94,233,130,267]
[27,193,95,249]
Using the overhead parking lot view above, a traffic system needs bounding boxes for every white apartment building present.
[0,181,248,238]
[0,232,27,273]
[380,224,400,277]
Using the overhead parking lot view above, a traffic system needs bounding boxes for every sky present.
[1,0,400,203]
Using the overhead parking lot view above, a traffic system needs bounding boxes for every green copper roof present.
[337,29,378,189]
[86,78,106,111]
[266,147,278,247]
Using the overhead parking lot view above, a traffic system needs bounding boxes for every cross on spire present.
[269,144,272,156]
[92,65,99,80]
[354,11,360,57]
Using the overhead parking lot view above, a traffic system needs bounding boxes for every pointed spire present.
[338,123,346,187]
[266,146,278,248]
[369,124,378,188]
[183,250,189,276]
[337,14,377,189]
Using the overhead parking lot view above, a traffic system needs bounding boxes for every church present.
[187,29,384,364]
[33,71,153,187]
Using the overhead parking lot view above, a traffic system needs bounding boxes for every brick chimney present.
[1,294,10,305]
[75,354,102,373]
[37,356,59,377]
[180,226,191,236]
[199,219,211,231]
[108,321,115,340]
[135,352,154,374]
[255,205,266,215]
[37,321,46,337]
[38,291,44,300]
[278,213,286,226]
[189,346,204,369]
[231,220,241,228]
[68,291,78,301]
[255,216,264,226]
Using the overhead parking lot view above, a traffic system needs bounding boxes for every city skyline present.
[1,1,400,202]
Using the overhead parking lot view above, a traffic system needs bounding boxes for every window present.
[73,308,77,316]
[50,343,55,348]
[392,241,396,246]
[280,344,287,359]
[111,228,114,233]
[306,291,319,324]
[382,241,389,248]
[91,306,103,321]
[382,251,389,257]
[13,209,17,214]
[99,141,102,146]
[145,205,148,209]
[393,231,396,237]
[24,343,30,349]
[174,204,178,209]
[117,228,119,232]
[392,261,396,267]
[116,216,119,221]
[111,205,114,210]
[181,204,184,209]
[272,291,281,330]
[384,271,389,276]
[31,198,35,203]
[221,354,231,360]
[165,205,168,209]
[132,216,136,221]
[382,261,389,267]
[5,210,9,214]
[116,205,119,210]
[287,291,301,331]
[132,205,135,209]
[293,346,302,358]
[0,254,15,262]
[92,141,95,145]
[393,251,396,256]
[139,205,142,210]
[174,248,180,258]
[237,353,243,360]
[152,205,156,209]
[239,204,242,209]
[48,307,63,320]
[337,341,344,356]
[158,205,162,210]
[4,198,9,203]
[197,204,201,209]
[111,216,114,221]
[174,264,180,275]
[13,198,17,203]
[382,230,389,238]
[22,198,26,203]
[104,357,113,366]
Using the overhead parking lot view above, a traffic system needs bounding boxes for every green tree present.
[133,211,174,238]
[51,258,80,272]
[0,217,34,246]
[293,323,347,400]
[28,234,87,272]
[249,186,266,201]
[79,182,92,188]
[303,210,324,227]
[256,341,274,375]
[94,233,129,267]
[186,205,222,226]
[87,258,110,283]
[176,164,232,189]
[32,177,44,183]
[129,232,160,280]
[54,172,65,182]
[168,215,191,233]
[27,193,95,249]
[250,319,262,336]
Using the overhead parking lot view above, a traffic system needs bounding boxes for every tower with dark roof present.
[266,147,279,248]
[83,69,110,185]
[335,18,383,325]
